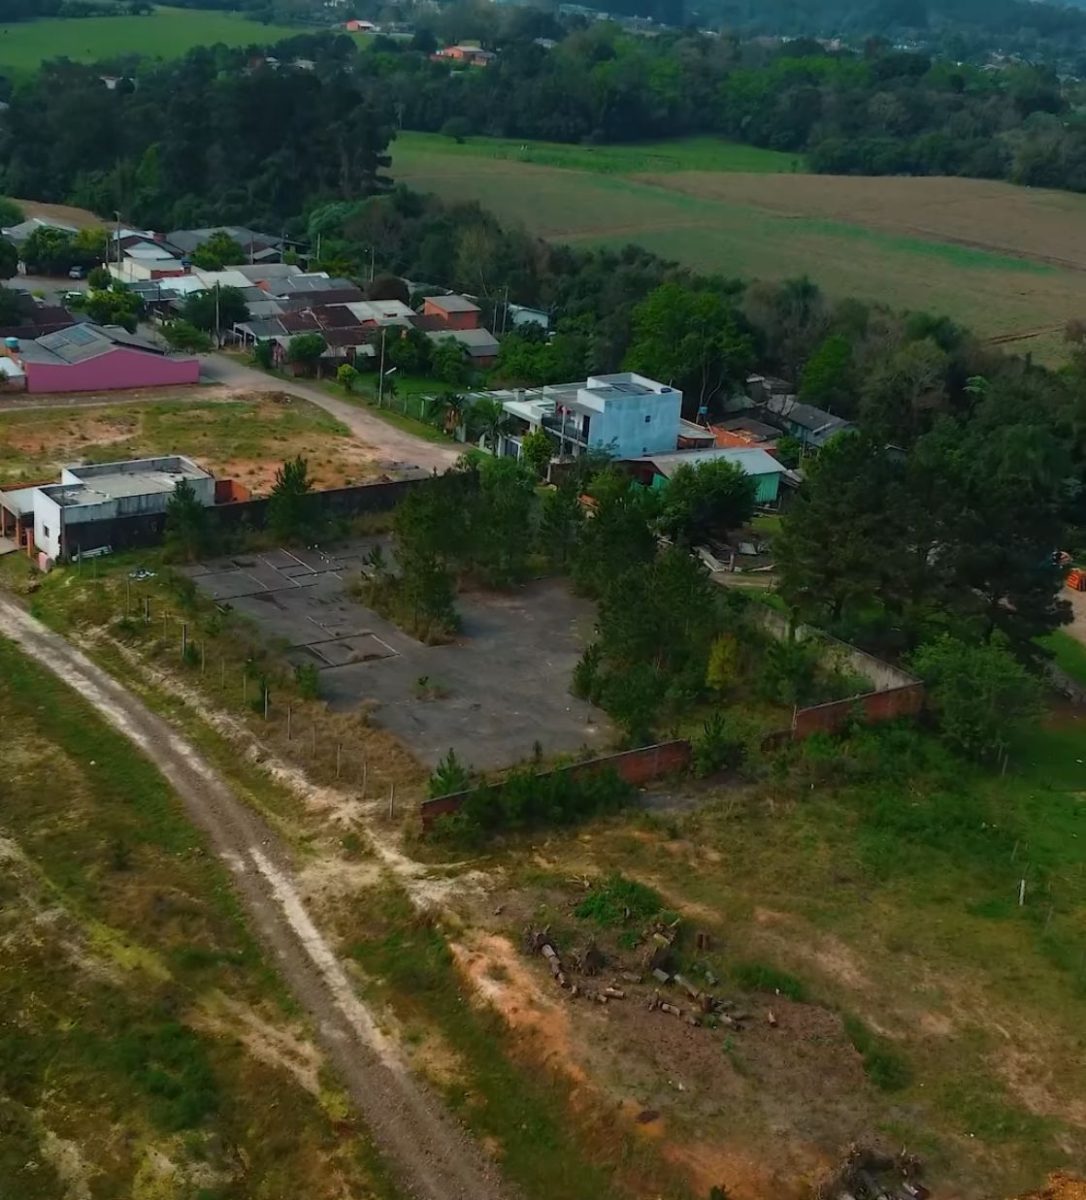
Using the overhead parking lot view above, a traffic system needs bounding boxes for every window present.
[644,414,652,423]
[42,524,50,538]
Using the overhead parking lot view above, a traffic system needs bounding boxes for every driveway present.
[201,354,460,474]
[0,592,511,1200]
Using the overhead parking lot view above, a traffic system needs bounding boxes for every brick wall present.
[792,682,925,738]
[419,740,692,833]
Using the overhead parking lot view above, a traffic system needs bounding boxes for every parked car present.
[68,265,86,279]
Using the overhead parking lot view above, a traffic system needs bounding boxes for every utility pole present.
[369,245,375,283]
[377,327,387,407]
[214,283,221,349]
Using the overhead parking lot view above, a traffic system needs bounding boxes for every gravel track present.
[0,593,511,1200]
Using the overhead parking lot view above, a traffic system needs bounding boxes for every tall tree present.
[657,459,758,546]
[268,456,318,543]
[164,479,211,562]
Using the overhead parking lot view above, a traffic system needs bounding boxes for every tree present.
[909,634,1043,760]
[337,363,360,392]
[428,748,472,797]
[162,319,212,352]
[657,459,758,546]
[268,456,318,542]
[520,427,553,479]
[181,286,249,335]
[428,391,465,435]
[537,479,585,570]
[624,283,754,415]
[0,237,17,281]
[432,336,471,386]
[366,274,409,303]
[0,198,24,227]
[572,467,658,598]
[799,333,856,415]
[470,395,511,452]
[253,339,275,369]
[387,326,433,376]
[190,230,246,271]
[0,288,23,326]
[468,456,536,586]
[87,265,111,290]
[285,333,327,376]
[84,286,142,333]
[440,116,472,143]
[164,478,211,561]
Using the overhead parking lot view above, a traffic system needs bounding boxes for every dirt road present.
[0,593,510,1200]
[201,354,461,474]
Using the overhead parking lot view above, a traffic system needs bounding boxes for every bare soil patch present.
[13,198,103,229]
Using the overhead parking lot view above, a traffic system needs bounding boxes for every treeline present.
[0,48,392,229]
[6,28,1086,206]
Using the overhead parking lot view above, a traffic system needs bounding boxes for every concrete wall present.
[25,348,199,394]
[71,458,216,510]
[747,604,925,743]
[51,476,429,559]
[419,740,692,833]
[33,491,63,560]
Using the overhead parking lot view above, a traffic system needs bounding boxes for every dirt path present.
[200,354,461,474]
[0,593,511,1200]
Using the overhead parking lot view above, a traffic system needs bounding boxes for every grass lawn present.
[0,635,397,1199]
[393,130,803,176]
[315,375,459,445]
[1036,628,1086,686]
[0,5,300,76]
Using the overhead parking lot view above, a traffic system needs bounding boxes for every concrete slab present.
[188,539,610,769]
[0,537,19,557]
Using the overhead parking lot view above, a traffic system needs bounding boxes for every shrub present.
[428,748,472,798]
[294,661,320,699]
[574,873,662,926]
[692,712,746,776]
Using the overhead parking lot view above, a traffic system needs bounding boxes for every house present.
[1,455,214,563]
[167,227,286,265]
[421,294,481,331]
[761,394,854,449]
[494,373,682,459]
[432,43,496,66]
[427,328,499,366]
[630,447,786,505]
[0,290,79,340]
[2,216,79,247]
[711,415,782,450]
[0,324,199,394]
[508,303,550,331]
[108,239,188,284]
[344,18,378,31]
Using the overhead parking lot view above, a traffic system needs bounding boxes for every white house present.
[27,456,214,562]
[495,372,682,459]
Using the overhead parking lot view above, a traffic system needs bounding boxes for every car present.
[67,266,86,280]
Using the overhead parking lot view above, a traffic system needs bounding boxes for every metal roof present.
[639,447,784,479]
[424,294,480,313]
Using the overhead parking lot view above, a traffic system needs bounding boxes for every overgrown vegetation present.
[432,766,635,847]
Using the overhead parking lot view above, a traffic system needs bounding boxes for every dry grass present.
[392,144,1086,359]
[0,389,385,492]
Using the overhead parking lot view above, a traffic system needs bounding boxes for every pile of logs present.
[815,1145,929,1200]
[646,972,751,1029]
[524,926,627,1005]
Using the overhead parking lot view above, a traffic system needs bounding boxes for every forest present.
[6,24,1086,211]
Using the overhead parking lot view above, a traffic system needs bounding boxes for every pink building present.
[8,324,199,394]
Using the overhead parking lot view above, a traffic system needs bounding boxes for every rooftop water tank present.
[4,337,19,350]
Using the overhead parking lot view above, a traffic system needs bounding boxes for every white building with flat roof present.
[29,456,213,561]
[495,372,682,459]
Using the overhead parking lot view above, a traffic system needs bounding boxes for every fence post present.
[287,704,292,741]
[263,686,269,721]
[181,622,188,661]
[336,741,341,779]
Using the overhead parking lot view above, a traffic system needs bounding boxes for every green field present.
[392,132,1086,359]
[0,6,299,75]
[393,131,802,176]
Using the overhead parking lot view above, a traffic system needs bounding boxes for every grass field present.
[0,390,386,493]
[392,132,1086,360]
[0,5,299,76]
[394,132,802,176]
[0,636,397,1199]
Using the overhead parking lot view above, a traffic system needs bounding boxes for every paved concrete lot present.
[183,541,610,769]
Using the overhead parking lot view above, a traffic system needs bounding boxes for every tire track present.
[0,593,510,1200]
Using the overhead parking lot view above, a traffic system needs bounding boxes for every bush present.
[428,748,471,798]
[574,873,662,926]
[294,662,320,699]
[433,766,636,845]
[692,712,746,776]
